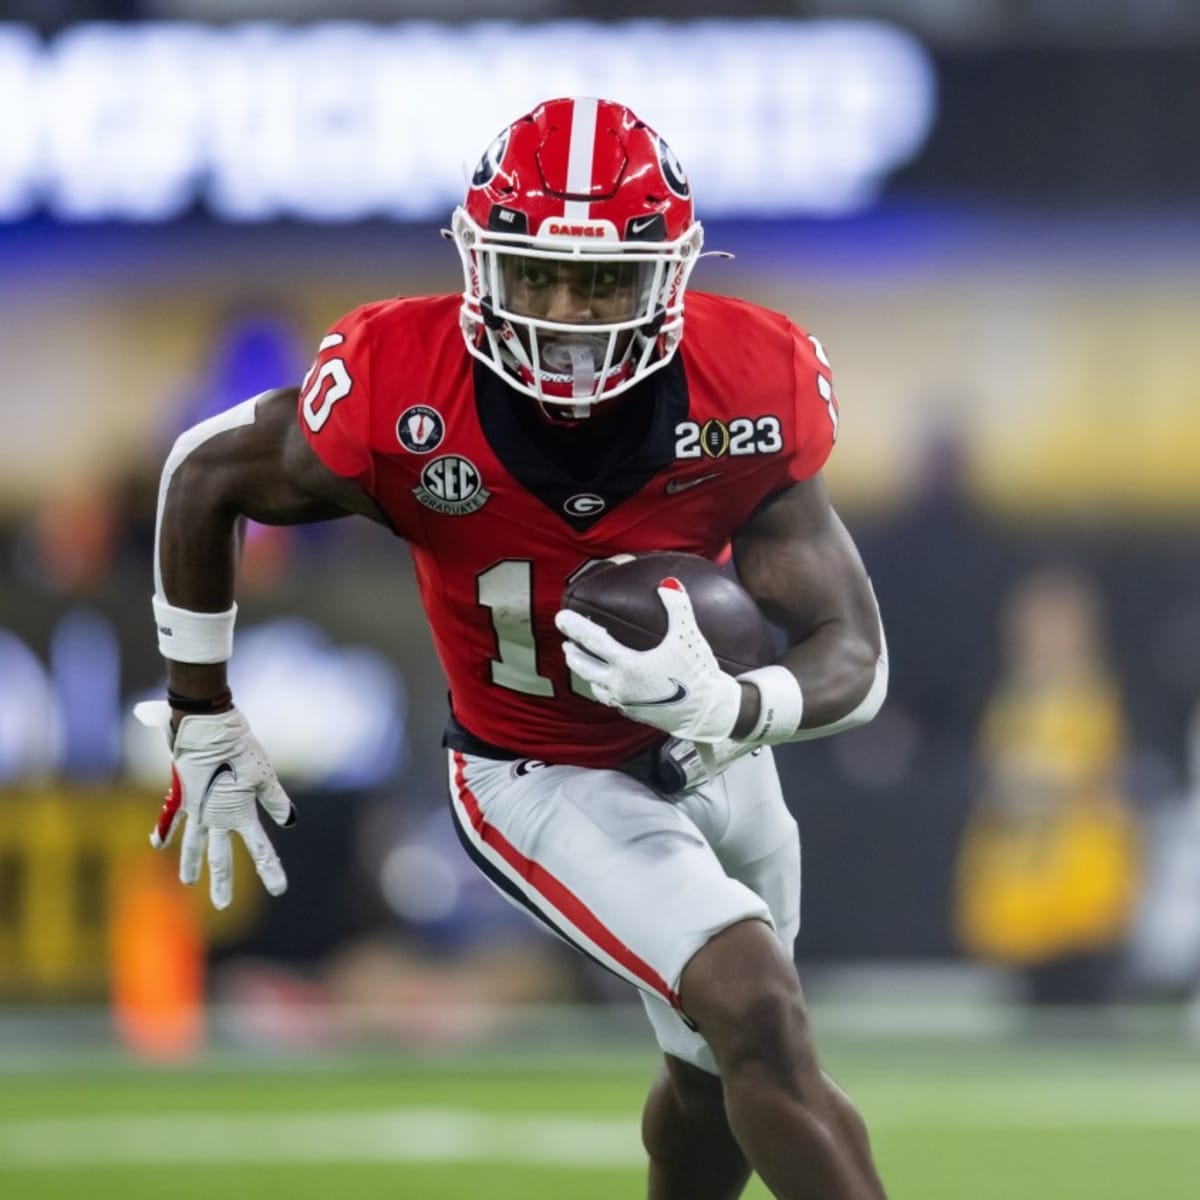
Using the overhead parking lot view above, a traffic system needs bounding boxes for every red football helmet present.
[451,97,704,414]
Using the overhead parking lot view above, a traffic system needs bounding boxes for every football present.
[561,552,775,674]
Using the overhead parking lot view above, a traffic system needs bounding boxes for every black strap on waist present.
[441,712,682,793]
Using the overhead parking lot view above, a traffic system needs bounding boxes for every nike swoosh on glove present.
[555,577,742,742]
[134,701,296,910]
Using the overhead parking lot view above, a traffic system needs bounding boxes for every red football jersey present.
[298,292,839,767]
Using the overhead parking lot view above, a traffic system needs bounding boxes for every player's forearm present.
[153,400,268,705]
[777,620,886,733]
[729,622,880,738]
[724,614,888,744]
[157,453,242,702]
[159,462,241,608]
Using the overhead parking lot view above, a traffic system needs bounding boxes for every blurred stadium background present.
[2,2,1200,1197]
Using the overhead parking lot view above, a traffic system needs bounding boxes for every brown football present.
[561,552,775,674]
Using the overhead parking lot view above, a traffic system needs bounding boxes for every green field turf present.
[2,1033,1199,1199]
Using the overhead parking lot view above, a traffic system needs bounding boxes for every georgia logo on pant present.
[512,758,548,778]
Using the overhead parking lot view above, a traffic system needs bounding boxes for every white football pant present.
[448,746,800,1074]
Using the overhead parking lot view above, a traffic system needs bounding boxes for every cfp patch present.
[413,454,490,515]
[396,405,444,453]
[674,416,783,460]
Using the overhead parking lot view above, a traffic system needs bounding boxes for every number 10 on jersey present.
[476,559,594,698]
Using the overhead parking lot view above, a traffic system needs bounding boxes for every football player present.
[140,97,889,1199]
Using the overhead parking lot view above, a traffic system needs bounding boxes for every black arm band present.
[167,688,233,715]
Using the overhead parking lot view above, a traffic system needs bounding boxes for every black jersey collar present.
[474,357,689,533]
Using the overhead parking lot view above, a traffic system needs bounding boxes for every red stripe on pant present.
[451,750,681,1009]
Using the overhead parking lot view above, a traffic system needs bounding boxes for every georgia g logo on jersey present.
[563,493,606,518]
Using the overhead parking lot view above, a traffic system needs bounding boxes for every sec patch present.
[413,454,490,515]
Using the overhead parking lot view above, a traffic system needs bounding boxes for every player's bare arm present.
[731,473,884,736]
[159,386,387,703]
[139,387,388,909]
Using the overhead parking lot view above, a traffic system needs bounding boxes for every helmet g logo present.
[657,137,690,199]
[471,130,509,187]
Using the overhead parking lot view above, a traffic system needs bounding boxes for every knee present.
[680,923,812,1080]
[704,979,811,1081]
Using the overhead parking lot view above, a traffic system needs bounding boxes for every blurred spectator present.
[953,565,1142,1005]
[856,420,1017,749]
[3,476,129,780]
[30,476,122,598]
[0,630,61,781]
[1131,698,1200,999]
[172,307,307,433]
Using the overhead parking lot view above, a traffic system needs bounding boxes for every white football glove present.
[134,701,296,910]
[556,577,743,743]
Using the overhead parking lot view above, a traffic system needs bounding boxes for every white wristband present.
[152,595,238,664]
[736,665,804,744]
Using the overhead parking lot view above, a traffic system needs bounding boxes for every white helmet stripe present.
[563,96,599,219]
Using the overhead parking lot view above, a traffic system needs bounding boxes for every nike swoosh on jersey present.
[665,471,722,495]
[635,680,689,706]
[198,761,236,823]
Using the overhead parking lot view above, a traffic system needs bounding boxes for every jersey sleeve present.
[297,306,377,493]
[785,325,840,483]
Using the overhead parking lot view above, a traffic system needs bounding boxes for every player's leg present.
[447,747,880,1198]
[447,745,772,1196]
[642,1053,751,1200]
[664,748,886,1199]
[635,747,797,1198]
[679,918,887,1200]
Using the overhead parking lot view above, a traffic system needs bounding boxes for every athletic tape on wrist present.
[167,688,233,715]
[736,665,804,744]
[152,595,238,664]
